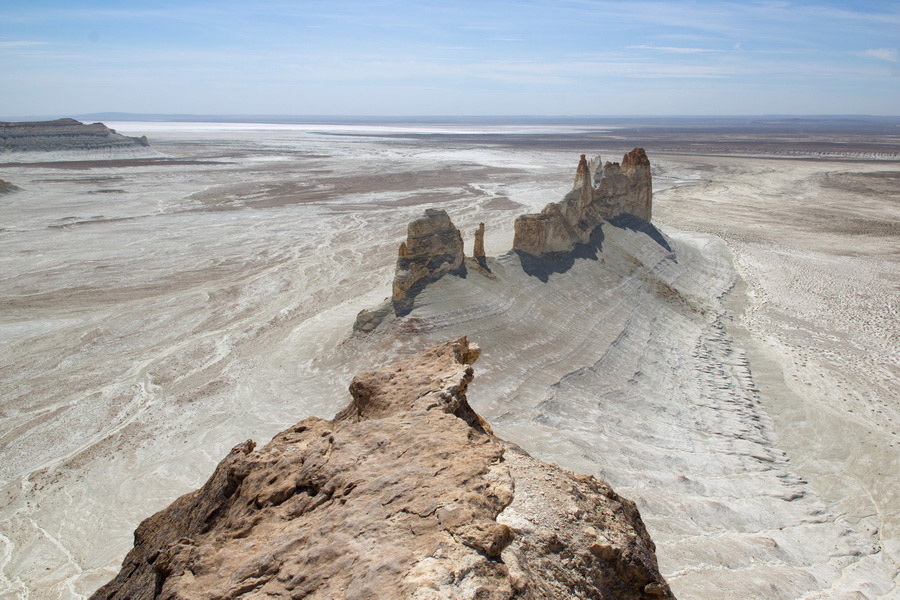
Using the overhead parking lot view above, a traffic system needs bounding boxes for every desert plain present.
[0,118,898,599]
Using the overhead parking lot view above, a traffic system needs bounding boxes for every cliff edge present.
[92,338,673,600]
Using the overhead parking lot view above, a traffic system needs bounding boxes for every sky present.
[1,0,898,116]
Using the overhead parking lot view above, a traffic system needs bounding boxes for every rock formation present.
[391,208,465,314]
[513,149,652,257]
[92,338,674,600]
[473,222,487,267]
[0,178,19,193]
[0,118,150,156]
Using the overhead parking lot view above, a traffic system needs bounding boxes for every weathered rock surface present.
[92,338,674,600]
[513,149,652,257]
[0,178,19,193]
[391,208,465,314]
[0,118,150,157]
[473,222,487,267]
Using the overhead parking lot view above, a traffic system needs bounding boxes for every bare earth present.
[0,119,897,599]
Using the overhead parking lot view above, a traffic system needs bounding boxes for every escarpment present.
[93,338,674,600]
[513,149,652,257]
[0,118,151,157]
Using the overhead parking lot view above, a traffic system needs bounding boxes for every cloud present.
[0,40,48,47]
[858,48,898,62]
[627,44,721,54]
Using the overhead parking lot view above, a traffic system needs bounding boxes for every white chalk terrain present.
[0,121,897,599]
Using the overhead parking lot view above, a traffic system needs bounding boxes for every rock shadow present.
[607,214,672,252]
[515,227,605,282]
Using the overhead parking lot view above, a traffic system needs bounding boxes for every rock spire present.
[391,208,465,315]
[513,148,653,257]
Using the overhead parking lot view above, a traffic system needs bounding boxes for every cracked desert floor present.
[1,119,898,599]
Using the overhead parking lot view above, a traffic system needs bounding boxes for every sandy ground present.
[0,121,897,599]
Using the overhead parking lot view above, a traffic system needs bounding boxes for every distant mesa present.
[92,337,673,600]
[0,118,153,161]
[356,149,655,331]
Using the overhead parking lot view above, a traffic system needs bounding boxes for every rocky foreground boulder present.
[92,338,674,600]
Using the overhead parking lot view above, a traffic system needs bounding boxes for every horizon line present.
[3,112,900,122]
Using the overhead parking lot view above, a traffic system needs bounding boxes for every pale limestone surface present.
[0,121,896,599]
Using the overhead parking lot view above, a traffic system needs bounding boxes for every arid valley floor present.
[1,118,898,599]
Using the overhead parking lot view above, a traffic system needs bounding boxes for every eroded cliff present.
[513,148,652,256]
[93,338,673,600]
[0,118,151,157]
[391,208,466,315]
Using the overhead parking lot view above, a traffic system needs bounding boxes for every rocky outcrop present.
[473,222,487,267]
[92,338,673,600]
[0,178,19,193]
[0,118,150,156]
[513,149,652,257]
[391,208,465,314]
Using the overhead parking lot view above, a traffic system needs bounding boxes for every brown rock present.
[0,178,20,194]
[391,208,465,315]
[473,222,487,267]
[93,338,675,600]
[513,149,653,257]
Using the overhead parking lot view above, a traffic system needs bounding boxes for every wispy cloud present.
[858,48,898,62]
[0,40,49,48]
[627,44,721,54]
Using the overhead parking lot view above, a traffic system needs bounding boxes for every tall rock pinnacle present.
[391,208,465,315]
[473,222,487,267]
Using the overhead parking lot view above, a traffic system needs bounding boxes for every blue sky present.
[1,0,898,116]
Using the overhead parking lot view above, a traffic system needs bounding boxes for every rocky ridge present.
[0,118,151,158]
[92,338,673,600]
[513,149,652,257]
[360,149,653,327]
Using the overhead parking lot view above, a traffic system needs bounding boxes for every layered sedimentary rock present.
[0,118,150,156]
[513,149,652,257]
[93,338,673,600]
[391,208,465,314]
[0,178,19,193]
